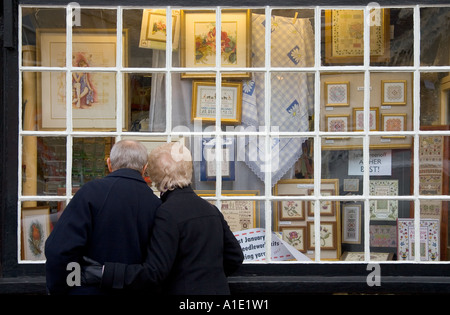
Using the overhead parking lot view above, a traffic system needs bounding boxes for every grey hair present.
[148,142,192,192]
[109,140,148,172]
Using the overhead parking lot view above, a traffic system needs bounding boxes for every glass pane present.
[23,71,67,131]
[250,9,265,68]
[322,9,364,66]
[71,137,114,190]
[421,7,450,67]
[180,9,217,73]
[420,72,450,128]
[376,8,413,66]
[271,9,315,68]
[20,201,59,261]
[22,136,66,196]
[320,72,363,133]
[421,200,448,261]
[73,9,117,67]
[21,7,66,67]
[127,73,154,132]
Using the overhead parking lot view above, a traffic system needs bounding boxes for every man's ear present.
[142,163,148,176]
[107,158,113,172]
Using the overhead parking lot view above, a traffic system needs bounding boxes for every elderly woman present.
[89,142,244,295]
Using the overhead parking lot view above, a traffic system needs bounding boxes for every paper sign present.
[234,228,311,262]
[348,150,392,176]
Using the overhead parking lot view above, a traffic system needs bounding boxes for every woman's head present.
[108,140,149,173]
[148,142,193,192]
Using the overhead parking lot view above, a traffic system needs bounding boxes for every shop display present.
[21,206,51,261]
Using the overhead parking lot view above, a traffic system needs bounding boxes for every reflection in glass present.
[420,72,450,127]
[421,7,450,67]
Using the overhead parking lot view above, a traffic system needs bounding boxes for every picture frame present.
[369,180,399,221]
[324,81,350,106]
[381,113,407,131]
[200,137,235,181]
[342,203,361,244]
[306,189,336,217]
[326,114,350,132]
[196,190,259,232]
[382,80,407,105]
[352,107,379,131]
[307,221,337,250]
[191,80,243,124]
[180,9,251,79]
[340,251,394,261]
[324,9,390,64]
[280,226,307,253]
[278,198,306,221]
[397,219,440,261]
[139,9,181,51]
[37,28,129,130]
[343,178,359,192]
[21,206,51,261]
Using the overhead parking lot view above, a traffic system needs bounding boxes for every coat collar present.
[160,185,194,202]
[107,168,146,183]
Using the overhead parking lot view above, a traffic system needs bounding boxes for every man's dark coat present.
[45,168,161,295]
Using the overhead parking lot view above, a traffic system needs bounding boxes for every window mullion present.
[116,6,124,138]
[215,7,223,205]
[65,4,74,202]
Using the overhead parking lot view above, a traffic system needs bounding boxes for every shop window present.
[18,5,450,264]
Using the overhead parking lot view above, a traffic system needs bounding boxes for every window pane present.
[322,9,364,66]
[421,200,448,261]
[271,9,315,68]
[421,7,450,67]
[22,136,66,196]
[126,73,155,132]
[420,72,450,128]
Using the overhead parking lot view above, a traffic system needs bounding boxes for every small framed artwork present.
[139,9,181,51]
[180,9,251,79]
[382,80,407,105]
[343,178,359,192]
[280,226,307,253]
[278,199,305,221]
[307,221,337,250]
[21,206,51,261]
[381,113,407,131]
[200,137,235,181]
[369,180,399,221]
[191,81,243,124]
[352,107,379,131]
[324,81,350,106]
[342,203,362,244]
[326,114,350,132]
[307,189,336,217]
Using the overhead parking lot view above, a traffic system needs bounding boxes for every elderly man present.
[45,140,161,295]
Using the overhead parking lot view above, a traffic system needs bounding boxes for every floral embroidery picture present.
[382,80,407,105]
[326,115,350,132]
[325,81,349,106]
[382,113,406,131]
[194,22,237,65]
[279,200,305,220]
[397,219,439,261]
[307,222,337,250]
[352,107,379,131]
[281,227,306,252]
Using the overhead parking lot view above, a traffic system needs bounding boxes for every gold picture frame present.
[195,190,259,232]
[139,9,181,51]
[324,81,350,106]
[191,80,242,124]
[180,9,251,79]
[324,9,390,65]
[352,107,380,131]
[381,80,407,105]
[21,206,51,261]
[37,28,129,130]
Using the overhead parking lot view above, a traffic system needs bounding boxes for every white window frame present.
[17,4,450,264]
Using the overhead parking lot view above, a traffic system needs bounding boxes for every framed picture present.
[382,80,407,105]
[369,180,399,221]
[180,9,251,79]
[139,9,181,50]
[196,190,259,232]
[307,221,337,250]
[21,206,51,261]
[343,178,359,192]
[326,114,350,132]
[342,203,361,244]
[324,9,390,64]
[397,219,440,261]
[278,199,306,221]
[37,29,128,130]
[280,226,307,253]
[200,137,235,181]
[306,189,336,217]
[324,82,349,106]
[191,80,242,124]
[352,107,379,131]
[341,251,394,261]
[382,113,407,131]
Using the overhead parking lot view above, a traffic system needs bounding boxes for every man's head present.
[107,140,148,175]
[147,142,193,192]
